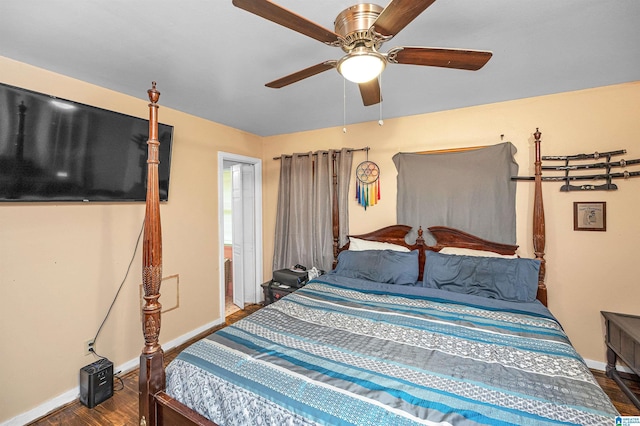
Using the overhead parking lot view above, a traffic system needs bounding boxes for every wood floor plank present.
[27,303,640,424]
[592,369,640,416]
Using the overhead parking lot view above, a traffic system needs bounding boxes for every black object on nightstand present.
[262,280,298,305]
[601,311,640,409]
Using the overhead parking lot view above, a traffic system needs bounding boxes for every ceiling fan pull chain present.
[343,78,347,133]
[378,75,384,126]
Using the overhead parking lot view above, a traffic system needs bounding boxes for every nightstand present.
[601,311,640,409]
[261,280,298,305]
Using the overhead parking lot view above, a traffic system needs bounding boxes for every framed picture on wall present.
[573,202,606,231]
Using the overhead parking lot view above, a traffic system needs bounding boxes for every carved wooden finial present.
[148,81,160,104]
[534,128,542,163]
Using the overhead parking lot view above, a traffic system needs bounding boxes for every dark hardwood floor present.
[27,305,261,426]
[592,370,640,416]
[28,304,640,425]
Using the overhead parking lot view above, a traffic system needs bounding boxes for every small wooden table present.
[601,311,640,409]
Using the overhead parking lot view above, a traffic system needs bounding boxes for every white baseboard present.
[585,358,608,372]
[160,316,225,357]
[1,317,224,426]
[2,387,80,426]
[584,358,633,375]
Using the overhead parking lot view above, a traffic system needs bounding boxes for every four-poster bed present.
[138,85,616,425]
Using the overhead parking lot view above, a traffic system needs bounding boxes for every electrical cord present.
[113,370,125,391]
[90,219,144,360]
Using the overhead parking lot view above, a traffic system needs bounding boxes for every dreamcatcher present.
[355,156,381,210]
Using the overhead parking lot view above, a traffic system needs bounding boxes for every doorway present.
[218,152,263,320]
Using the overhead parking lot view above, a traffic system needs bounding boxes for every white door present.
[218,152,262,321]
[231,163,257,307]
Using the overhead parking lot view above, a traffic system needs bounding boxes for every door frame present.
[217,152,263,319]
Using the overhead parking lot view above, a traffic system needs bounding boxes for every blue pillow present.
[423,251,540,302]
[334,249,419,285]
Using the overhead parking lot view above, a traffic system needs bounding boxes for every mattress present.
[166,275,618,425]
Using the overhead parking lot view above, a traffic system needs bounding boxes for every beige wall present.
[0,56,262,422]
[263,81,640,369]
[1,52,639,423]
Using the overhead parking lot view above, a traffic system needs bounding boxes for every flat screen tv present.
[0,82,173,202]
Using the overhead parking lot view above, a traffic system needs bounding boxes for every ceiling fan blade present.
[373,0,437,38]
[359,79,382,106]
[388,47,492,70]
[266,61,337,88]
[232,0,341,46]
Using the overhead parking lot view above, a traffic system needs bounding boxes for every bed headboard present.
[343,224,519,283]
[427,226,519,255]
[343,224,546,305]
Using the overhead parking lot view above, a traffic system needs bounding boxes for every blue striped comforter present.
[166,276,618,425]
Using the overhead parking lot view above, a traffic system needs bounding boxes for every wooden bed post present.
[332,152,340,267]
[532,128,547,306]
[139,82,165,426]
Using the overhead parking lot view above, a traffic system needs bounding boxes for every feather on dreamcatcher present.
[355,155,380,210]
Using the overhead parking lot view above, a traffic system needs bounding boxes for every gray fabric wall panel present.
[393,142,518,245]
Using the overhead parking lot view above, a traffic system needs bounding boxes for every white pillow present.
[438,247,518,259]
[349,237,410,252]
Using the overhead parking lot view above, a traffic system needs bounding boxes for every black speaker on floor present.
[79,358,114,408]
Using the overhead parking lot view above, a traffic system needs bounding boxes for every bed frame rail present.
[154,392,218,426]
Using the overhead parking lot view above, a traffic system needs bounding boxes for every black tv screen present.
[0,82,173,202]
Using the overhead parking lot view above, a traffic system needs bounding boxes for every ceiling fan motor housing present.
[334,3,385,52]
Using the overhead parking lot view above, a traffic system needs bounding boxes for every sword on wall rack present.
[514,147,639,191]
[542,158,640,171]
[541,149,626,161]
[512,170,640,191]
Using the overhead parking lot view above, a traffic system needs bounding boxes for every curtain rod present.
[273,146,369,160]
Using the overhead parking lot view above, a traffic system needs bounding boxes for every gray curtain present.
[313,151,333,270]
[335,148,353,247]
[393,142,518,245]
[273,153,313,271]
[273,148,353,272]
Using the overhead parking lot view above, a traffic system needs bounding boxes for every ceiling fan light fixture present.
[337,49,386,84]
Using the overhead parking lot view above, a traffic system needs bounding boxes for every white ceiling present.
[1,0,639,137]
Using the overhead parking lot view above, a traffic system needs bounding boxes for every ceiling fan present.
[232,0,493,106]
